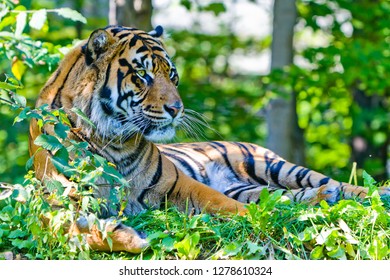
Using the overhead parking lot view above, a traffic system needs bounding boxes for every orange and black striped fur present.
[29,25,390,253]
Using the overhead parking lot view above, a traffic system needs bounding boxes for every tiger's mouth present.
[137,111,183,142]
[143,123,177,142]
[109,111,183,143]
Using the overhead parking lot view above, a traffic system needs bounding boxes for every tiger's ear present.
[148,25,164,38]
[84,29,113,65]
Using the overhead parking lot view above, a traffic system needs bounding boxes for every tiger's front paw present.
[109,222,149,253]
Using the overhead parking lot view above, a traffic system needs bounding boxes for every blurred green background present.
[0,0,389,184]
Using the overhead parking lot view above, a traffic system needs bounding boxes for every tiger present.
[29,25,390,253]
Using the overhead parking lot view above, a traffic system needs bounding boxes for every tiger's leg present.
[227,182,389,205]
[223,142,390,204]
[161,141,389,204]
[71,217,148,253]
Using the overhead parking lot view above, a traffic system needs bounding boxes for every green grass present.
[1,177,390,260]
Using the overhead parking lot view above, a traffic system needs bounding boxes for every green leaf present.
[310,246,324,259]
[221,242,242,257]
[203,3,226,15]
[11,239,34,249]
[180,0,192,10]
[11,92,26,108]
[316,227,333,245]
[45,179,64,195]
[8,229,27,238]
[327,245,346,259]
[174,232,200,260]
[161,236,175,252]
[29,9,47,30]
[51,154,72,176]
[54,122,70,139]
[71,107,96,129]
[362,170,376,187]
[368,238,388,260]
[34,134,63,153]
[0,81,22,90]
[298,227,317,241]
[147,231,169,242]
[56,8,87,24]
[246,241,265,255]
[106,235,113,251]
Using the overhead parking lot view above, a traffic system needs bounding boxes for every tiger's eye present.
[137,69,146,77]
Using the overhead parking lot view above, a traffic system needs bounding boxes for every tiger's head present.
[52,25,184,143]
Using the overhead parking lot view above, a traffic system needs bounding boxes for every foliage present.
[0,0,86,183]
[2,158,390,260]
[291,0,390,179]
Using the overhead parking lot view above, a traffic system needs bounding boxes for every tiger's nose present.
[164,101,183,118]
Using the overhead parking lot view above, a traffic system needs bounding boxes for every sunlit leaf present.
[29,9,47,30]
[45,179,64,195]
[0,81,22,90]
[56,8,87,23]
[15,11,27,37]
[0,183,13,200]
[310,246,324,259]
[11,59,26,80]
[327,245,346,260]
[362,170,376,187]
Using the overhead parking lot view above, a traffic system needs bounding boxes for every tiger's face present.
[85,26,183,142]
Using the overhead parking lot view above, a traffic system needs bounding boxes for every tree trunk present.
[266,0,305,164]
[108,0,153,31]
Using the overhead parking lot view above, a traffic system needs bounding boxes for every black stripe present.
[51,54,82,108]
[160,151,197,180]
[119,140,149,176]
[224,184,257,197]
[151,46,165,52]
[136,45,148,53]
[267,160,286,189]
[101,100,114,115]
[118,32,131,39]
[235,142,268,185]
[148,153,163,188]
[165,166,179,200]
[295,168,310,189]
[209,142,241,181]
[115,69,127,112]
[192,147,213,161]
[137,153,163,207]
[129,35,138,48]
[319,177,330,187]
[231,185,261,200]
[306,175,315,189]
[100,63,112,99]
[287,165,298,175]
